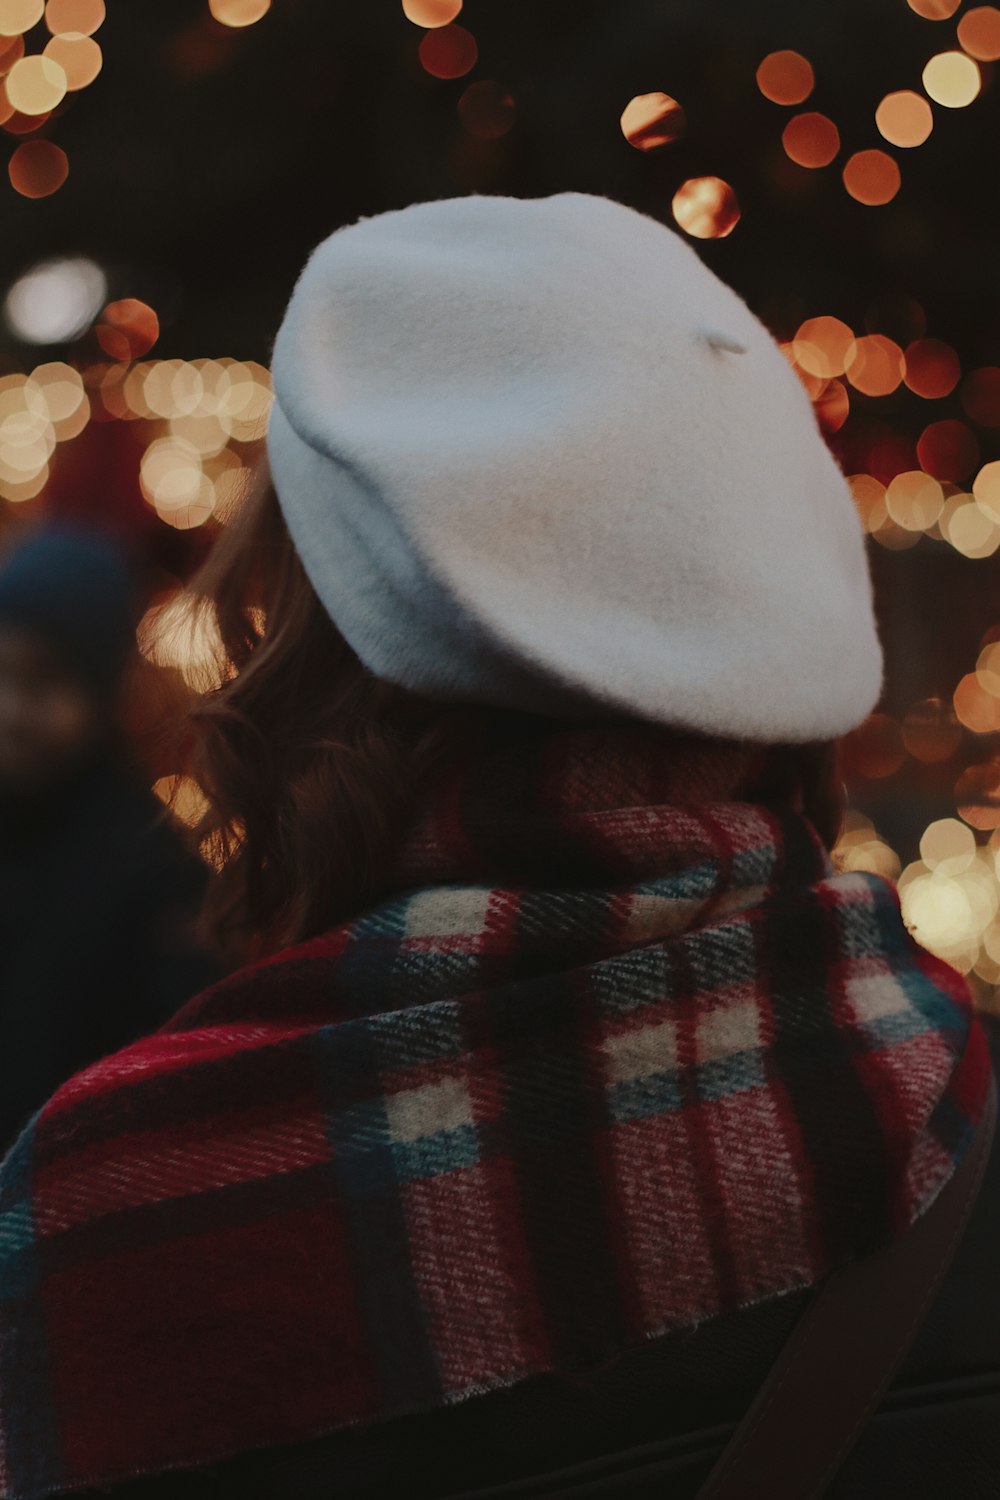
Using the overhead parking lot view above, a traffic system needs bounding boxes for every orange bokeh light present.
[958,6,1000,61]
[0,0,43,36]
[207,0,270,26]
[907,0,960,15]
[620,92,686,151]
[917,419,980,481]
[792,316,854,379]
[0,34,23,73]
[848,473,888,533]
[3,105,50,133]
[43,33,101,90]
[458,80,515,139]
[956,762,1000,830]
[902,698,962,763]
[418,23,477,78]
[962,368,1000,427]
[885,469,944,530]
[843,714,906,780]
[954,675,1000,736]
[875,90,934,148]
[815,378,849,433]
[96,300,160,361]
[402,0,462,25]
[845,334,905,396]
[44,0,104,34]
[904,338,960,398]
[671,176,740,239]
[781,111,839,168]
[843,149,901,205]
[8,137,66,196]
[756,50,814,105]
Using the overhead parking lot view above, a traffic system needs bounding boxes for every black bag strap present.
[697,1071,998,1500]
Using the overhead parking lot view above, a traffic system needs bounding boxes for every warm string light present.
[0,350,270,529]
[207,0,270,27]
[0,0,107,196]
[0,363,88,501]
[671,176,740,239]
[620,92,686,150]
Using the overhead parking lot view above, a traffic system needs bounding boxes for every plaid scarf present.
[0,724,990,1498]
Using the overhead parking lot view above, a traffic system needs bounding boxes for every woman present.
[0,193,994,1499]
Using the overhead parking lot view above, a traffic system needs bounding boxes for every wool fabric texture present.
[0,724,988,1499]
[267,192,883,742]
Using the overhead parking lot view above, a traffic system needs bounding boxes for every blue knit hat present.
[0,525,137,699]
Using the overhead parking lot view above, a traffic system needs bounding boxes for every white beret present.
[267,192,882,742]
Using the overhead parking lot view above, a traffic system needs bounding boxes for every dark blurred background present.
[2,0,1000,999]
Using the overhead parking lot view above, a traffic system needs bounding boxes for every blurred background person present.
[0,524,217,1150]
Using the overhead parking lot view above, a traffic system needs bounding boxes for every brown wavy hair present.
[176,470,465,967]
[176,472,844,968]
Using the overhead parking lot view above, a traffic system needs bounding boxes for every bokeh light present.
[458,81,515,139]
[42,33,101,90]
[793,315,853,378]
[5,54,67,115]
[8,138,66,196]
[921,818,976,876]
[402,0,462,25]
[957,764,1000,832]
[834,811,901,881]
[96,299,160,360]
[620,92,686,150]
[208,0,271,26]
[152,774,209,830]
[922,51,981,107]
[902,698,963,762]
[885,469,944,529]
[904,338,960,398]
[0,34,24,70]
[671,176,740,239]
[917,419,980,481]
[907,0,961,15]
[781,111,839,168]
[844,334,905,395]
[4,257,105,342]
[848,473,888,533]
[955,673,1000,733]
[875,90,934,147]
[973,461,1000,519]
[815,378,849,433]
[418,22,477,78]
[0,0,43,36]
[941,495,1000,557]
[29,360,87,437]
[4,105,53,133]
[843,713,905,779]
[45,0,104,34]
[958,6,1000,60]
[962,367,1000,427]
[755,50,814,105]
[137,591,228,687]
[842,149,901,205]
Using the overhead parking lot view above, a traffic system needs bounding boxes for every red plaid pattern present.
[0,724,990,1498]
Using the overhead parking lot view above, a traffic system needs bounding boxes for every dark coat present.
[77,1014,1000,1499]
[0,751,218,1152]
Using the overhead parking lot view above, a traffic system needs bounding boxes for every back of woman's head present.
[179,192,876,962]
[178,472,843,967]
